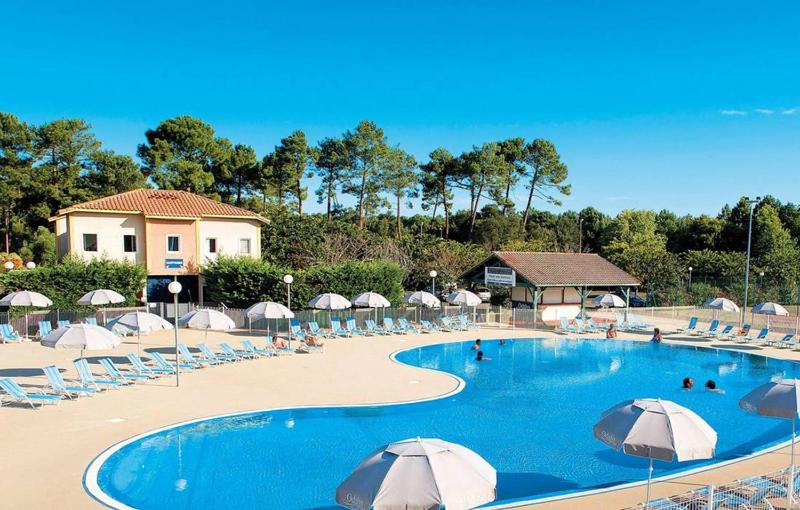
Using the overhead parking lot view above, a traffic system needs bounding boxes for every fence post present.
[512,307,516,329]
[707,485,714,508]
[499,305,503,328]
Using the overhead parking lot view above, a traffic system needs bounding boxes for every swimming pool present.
[87,338,800,509]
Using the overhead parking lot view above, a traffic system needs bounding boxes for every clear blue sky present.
[3,1,799,216]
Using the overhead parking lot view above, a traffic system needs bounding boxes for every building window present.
[83,233,98,252]
[239,238,251,254]
[123,235,137,253]
[207,238,217,254]
[167,235,181,253]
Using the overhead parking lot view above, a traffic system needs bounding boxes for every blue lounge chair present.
[290,320,310,341]
[308,321,333,339]
[346,318,368,336]
[57,320,70,328]
[220,342,256,360]
[99,358,152,382]
[198,343,238,362]
[125,353,174,376]
[398,318,420,333]
[330,319,351,337]
[718,481,775,510]
[767,333,796,348]
[742,327,769,344]
[38,320,53,338]
[383,318,404,334]
[695,319,719,336]
[587,318,606,332]
[419,320,440,333]
[42,365,96,399]
[0,378,62,409]
[241,340,273,357]
[558,317,581,334]
[714,324,735,339]
[676,316,698,334]
[151,351,196,371]
[440,316,466,331]
[365,319,389,335]
[178,343,221,366]
[0,323,20,342]
[458,315,478,330]
[268,337,294,355]
[75,358,127,389]
[84,317,98,326]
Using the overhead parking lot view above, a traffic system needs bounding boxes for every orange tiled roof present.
[54,189,268,223]
[465,251,640,287]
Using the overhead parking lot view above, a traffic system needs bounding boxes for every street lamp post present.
[429,270,437,296]
[167,280,183,387]
[688,266,693,290]
[742,196,761,326]
[283,274,293,309]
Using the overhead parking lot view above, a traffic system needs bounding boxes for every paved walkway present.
[0,319,798,509]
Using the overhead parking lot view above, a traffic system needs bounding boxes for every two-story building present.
[50,189,268,303]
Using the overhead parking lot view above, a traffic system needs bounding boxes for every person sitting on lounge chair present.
[273,336,289,350]
[305,334,324,347]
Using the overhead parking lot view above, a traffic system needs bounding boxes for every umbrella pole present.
[646,456,653,506]
[24,313,28,340]
[137,330,141,357]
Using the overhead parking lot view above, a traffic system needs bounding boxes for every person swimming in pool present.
[651,328,663,343]
[471,339,481,351]
[476,350,491,361]
[606,322,618,339]
[499,339,506,346]
[682,377,694,390]
[705,379,725,394]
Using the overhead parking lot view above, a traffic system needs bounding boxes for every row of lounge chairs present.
[674,316,795,347]
[289,315,478,339]
[0,339,288,409]
[0,318,101,343]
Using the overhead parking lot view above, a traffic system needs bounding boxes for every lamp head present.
[283,274,294,284]
[25,261,36,269]
[429,270,437,278]
[3,261,14,270]
[167,281,183,295]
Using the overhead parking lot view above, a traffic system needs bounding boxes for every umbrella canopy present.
[740,378,800,420]
[752,302,790,316]
[703,297,740,313]
[108,312,173,334]
[0,290,52,307]
[405,291,441,308]
[245,301,294,319]
[41,323,121,350]
[594,398,717,505]
[309,293,352,310]
[446,290,482,307]
[592,294,626,308]
[351,292,391,308]
[77,289,125,306]
[335,437,496,510]
[179,309,236,330]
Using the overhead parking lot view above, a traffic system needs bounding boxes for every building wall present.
[146,219,198,275]
[198,218,261,264]
[65,212,145,264]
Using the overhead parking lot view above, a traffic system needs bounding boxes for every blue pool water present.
[91,338,800,509]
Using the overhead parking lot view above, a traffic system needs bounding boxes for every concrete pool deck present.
[1,318,799,509]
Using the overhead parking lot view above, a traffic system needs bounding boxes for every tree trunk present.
[522,169,540,228]
[357,170,368,229]
[440,179,450,239]
[503,174,512,214]
[296,179,303,216]
[326,177,333,222]
[396,193,402,238]
[469,179,484,237]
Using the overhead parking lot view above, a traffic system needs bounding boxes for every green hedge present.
[202,256,405,309]
[0,257,147,312]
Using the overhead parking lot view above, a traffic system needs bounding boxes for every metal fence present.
[626,466,797,510]
[629,305,800,335]
[0,306,148,337]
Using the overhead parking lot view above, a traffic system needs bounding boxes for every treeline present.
[2,112,799,306]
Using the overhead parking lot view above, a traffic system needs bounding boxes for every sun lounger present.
[57,320,70,328]
[587,318,606,332]
[38,320,53,338]
[178,343,222,366]
[75,358,127,389]
[42,365,96,399]
[289,320,310,340]
[346,318,368,336]
[84,317,98,326]
[676,316,698,334]
[126,353,174,376]
[151,351,197,371]
[713,324,735,339]
[695,319,719,336]
[458,315,478,330]
[100,358,152,382]
[308,321,333,338]
[0,378,62,408]
[220,342,256,360]
[419,320,439,333]
[558,317,581,334]
[741,327,769,344]
[198,343,238,362]
[0,323,21,342]
[439,316,464,331]
[241,340,273,357]
[383,318,404,334]
[398,318,420,333]
[365,319,389,335]
[330,319,352,338]
[767,333,796,348]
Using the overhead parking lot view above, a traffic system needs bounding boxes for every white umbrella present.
[309,293,352,310]
[0,290,53,339]
[740,378,800,499]
[335,437,497,510]
[245,301,294,345]
[446,290,482,307]
[703,297,739,313]
[107,311,173,356]
[41,323,121,357]
[592,293,626,308]
[593,398,717,506]
[77,289,125,325]
[753,302,790,328]
[352,292,391,324]
[179,309,235,331]
[405,291,441,308]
